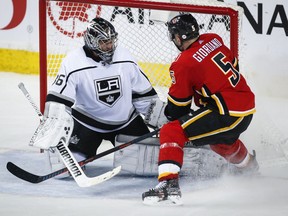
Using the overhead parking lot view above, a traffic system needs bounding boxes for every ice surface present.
[1,72,288,216]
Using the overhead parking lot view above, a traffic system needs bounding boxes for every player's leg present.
[210,141,259,175]
[118,115,151,136]
[68,120,104,157]
[142,108,257,204]
[48,119,103,178]
[142,120,188,205]
[184,111,258,175]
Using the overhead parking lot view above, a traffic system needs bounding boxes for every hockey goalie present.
[29,17,166,179]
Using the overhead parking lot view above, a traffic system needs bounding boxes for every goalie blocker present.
[113,134,228,178]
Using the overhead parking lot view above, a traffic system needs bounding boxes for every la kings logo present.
[94,76,122,107]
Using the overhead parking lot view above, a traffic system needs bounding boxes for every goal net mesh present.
[40,0,288,169]
[43,0,240,100]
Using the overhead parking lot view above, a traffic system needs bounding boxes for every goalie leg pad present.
[113,135,227,178]
[30,102,74,150]
[114,134,160,176]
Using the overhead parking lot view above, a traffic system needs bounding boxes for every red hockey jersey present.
[167,33,255,117]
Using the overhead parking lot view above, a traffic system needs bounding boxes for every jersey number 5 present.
[212,52,240,87]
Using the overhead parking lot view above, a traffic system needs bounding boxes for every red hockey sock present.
[157,120,189,181]
[210,139,248,164]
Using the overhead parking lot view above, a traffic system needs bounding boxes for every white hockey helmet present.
[84,17,118,63]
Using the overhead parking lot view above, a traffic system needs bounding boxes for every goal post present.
[39,0,243,112]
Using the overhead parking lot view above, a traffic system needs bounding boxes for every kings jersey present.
[166,33,256,119]
[46,45,158,132]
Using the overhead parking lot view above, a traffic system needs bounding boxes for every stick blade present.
[78,166,122,187]
[6,162,41,183]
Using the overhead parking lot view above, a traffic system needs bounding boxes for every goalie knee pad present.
[30,102,74,150]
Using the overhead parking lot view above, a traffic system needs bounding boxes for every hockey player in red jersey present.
[142,13,259,205]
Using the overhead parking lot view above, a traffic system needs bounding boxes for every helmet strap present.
[172,35,185,51]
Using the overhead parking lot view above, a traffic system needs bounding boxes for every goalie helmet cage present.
[39,0,242,112]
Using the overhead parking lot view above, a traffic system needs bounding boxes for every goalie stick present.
[7,128,159,184]
[7,82,159,185]
[18,82,43,121]
[18,82,45,153]
[9,82,123,187]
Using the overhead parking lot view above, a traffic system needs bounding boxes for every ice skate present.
[142,178,182,205]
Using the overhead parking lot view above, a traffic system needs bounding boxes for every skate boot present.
[142,178,182,205]
[225,150,260,176]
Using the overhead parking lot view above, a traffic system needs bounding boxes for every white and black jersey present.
[46,45,158,132]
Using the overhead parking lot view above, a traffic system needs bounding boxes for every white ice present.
[1,72,288,216]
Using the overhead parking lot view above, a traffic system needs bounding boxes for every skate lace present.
[151,181,167,191]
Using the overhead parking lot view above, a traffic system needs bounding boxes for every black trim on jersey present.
[165,94,192,121]
[59,66,98,94]
[201,85,229,114]
[169,94,192,104]
[158,160,182,168]
[211,92,229,114]
[202,85,212,96]
[132,88,157,100]
[72,108,138,131]
[46,93,74,108]
[112,60,135,65]
[165,101,191,121]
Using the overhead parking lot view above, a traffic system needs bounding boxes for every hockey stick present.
[18,82,44,153]
[9,82,122,187]
[18,82,43,121]
[7,82,159,185]
[6,129,159,184]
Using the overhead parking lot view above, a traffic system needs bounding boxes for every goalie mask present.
[167,13,199,50]
[84,17,118,63]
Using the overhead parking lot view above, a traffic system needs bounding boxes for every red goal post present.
[39,0,243,112]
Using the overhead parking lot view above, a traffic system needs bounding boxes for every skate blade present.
[143,195,183,206]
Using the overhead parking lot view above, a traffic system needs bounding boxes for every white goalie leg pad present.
[30,102,74,150]
[113,135,227,178]
[144,98,168,129]
[181,144,227,178]
[46,149,69,178]
[114,134,160,176]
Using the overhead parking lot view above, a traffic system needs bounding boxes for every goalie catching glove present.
[29,102,74,150]
[144,98,168,129]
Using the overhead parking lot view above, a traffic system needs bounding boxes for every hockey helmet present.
[167,13,199,42]
[84,17,118,63]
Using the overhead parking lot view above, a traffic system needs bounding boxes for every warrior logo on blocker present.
[94,76,122,107]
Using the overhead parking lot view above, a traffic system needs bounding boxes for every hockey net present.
[39,0,241,103]
[39,0,288,168]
